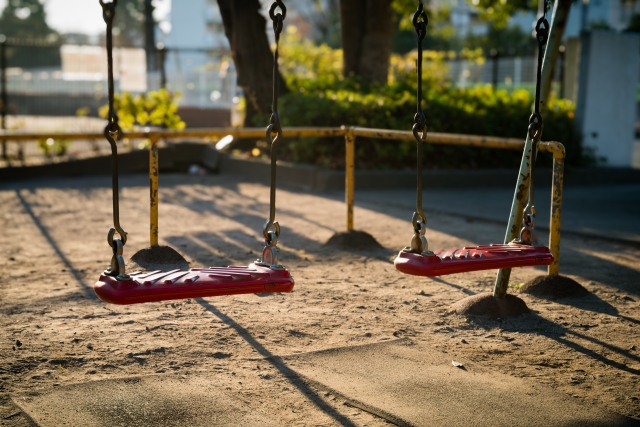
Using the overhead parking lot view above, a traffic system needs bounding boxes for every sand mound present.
[519,275,589,299]
[130,245,189,271]
[325,230,383,251]
[447,292,530,318]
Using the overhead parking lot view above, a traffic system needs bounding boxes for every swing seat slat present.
[94,263,294,305]
[394,242,553,276]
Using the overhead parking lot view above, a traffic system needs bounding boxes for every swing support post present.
[493,140,565,298]
[345,127,355,231]
[493,134,535,299]
[149,135,160,247]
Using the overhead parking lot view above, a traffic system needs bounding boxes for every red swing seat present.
[94,264,294,305]
[394,242,553,277]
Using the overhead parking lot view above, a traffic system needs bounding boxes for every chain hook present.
[257,1,287,270]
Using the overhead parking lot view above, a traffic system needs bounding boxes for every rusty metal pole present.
[149,136,160,247]
[345,127,355,231]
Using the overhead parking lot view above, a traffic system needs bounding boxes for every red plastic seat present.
[94,264,295,305]
[394,242,553,277]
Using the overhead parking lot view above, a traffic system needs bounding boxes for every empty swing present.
[94,0,294,304]
[394,2,554,277]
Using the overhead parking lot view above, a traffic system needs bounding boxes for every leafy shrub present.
[261,27,585,170]
[99,89,186,131]
[38,137,70,157]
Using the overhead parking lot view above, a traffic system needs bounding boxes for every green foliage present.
[264,27,584,170]
[38,138,70,157]
[99,89,186,131]
[468,0,540,28]
[0,0,60,68]
[276,84,581,170]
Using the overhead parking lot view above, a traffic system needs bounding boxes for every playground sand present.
[0,174,639,426]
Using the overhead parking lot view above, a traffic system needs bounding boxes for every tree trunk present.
[340,0,394,84]
[540,0,572,116]
[217,0,288,127]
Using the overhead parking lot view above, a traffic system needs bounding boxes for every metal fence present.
[0,126,567,279]
[0,41,237,119]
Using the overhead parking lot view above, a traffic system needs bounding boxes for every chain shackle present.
[412,1,428,40]
[413,112,427,141]
[269,0,287,34]
[535,17,549,46]
[99,0,118,22]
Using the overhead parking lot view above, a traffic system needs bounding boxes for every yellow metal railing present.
[0,126,565,276]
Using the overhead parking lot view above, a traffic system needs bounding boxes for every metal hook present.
[269,0,287,22]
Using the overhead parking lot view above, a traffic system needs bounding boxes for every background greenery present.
[251,27,585,170]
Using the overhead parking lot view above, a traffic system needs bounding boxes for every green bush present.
[261,27,586,170]
[99,89,186,131]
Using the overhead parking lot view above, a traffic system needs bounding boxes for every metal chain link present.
[258,0,287,270]
[519,10,549,245]
[100,0,130,279]
[405,1,431,255]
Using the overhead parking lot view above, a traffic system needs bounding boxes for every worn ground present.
[0,174,639,426]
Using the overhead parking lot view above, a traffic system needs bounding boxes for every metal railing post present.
[542,141,566,276]
[345,127,355,231]
[149,135,160,247]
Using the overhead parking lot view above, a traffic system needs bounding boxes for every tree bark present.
[340,0,394,84]
[216,0,288,127]
[540,0,572,116]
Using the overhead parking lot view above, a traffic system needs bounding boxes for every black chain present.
[528,15,549,141]
[100,0,129,278]
[520,8,549,245]
[407,1,429,254]
[263,0,286,246]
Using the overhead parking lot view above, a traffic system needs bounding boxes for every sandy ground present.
[0,173,639,426]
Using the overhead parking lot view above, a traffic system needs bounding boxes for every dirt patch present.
[129,245,189,272]
[325,230,383,251]
[2,174,640,423]
[447,292,531,318]
[519,275,590,299]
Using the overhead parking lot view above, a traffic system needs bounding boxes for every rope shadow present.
[429,276,476,295]
[498,314,640,376]
[196,298,359,427]
[15,190,97,301]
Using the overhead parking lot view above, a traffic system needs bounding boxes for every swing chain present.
[404,1,432,256]
[257,0,287,270]
[100,0,130,280]
[519,11,549,245]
